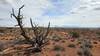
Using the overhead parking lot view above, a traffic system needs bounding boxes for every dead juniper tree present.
[30,19,50,52]
[11,5,50,52]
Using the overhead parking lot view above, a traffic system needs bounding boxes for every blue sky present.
[0,0,100,27]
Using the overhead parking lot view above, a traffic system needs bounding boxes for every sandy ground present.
[0,28,100,56]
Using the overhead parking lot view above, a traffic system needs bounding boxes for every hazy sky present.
[0,0,100,27]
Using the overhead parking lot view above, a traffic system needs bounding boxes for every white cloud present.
[12,0,53,18]
[0,0,53,26]
[1,0,100,27]
[6,0,14,4]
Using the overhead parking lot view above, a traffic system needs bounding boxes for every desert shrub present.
[85,41,93,48]
[69,32,79,38]
[77,41,81,45]
[84,44,93,48]
[96,32,100,35]
[0,44,5,51]
[34,53,40,56]
[68,44,76,48]
[0,29,5,33]
[52,35,61,42]
[53,45,65,51]
[56,53,60,56]
[77,50,82,56]
[78,39,92,56]
[93,41,98,44]
[61,40,66,43]
[81,48,92,56]
[96,32,100,39]
[80,39,93,48]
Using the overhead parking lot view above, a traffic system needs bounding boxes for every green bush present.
[68,44,76,48]
[56,53,60,56]
[69,32,79,38]
[52,35,61,42]
[53,45,65,51]
[96,32,100,35]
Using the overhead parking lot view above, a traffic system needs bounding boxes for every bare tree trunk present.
[11,5,50,52]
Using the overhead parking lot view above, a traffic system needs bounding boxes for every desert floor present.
[0,27,100,56]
